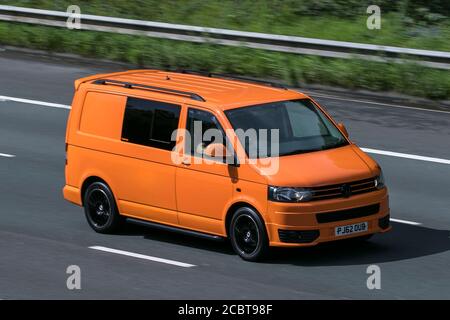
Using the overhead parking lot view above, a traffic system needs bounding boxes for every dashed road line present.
[0,95,71,109]
[390,218,422,226]
[89,246,196,268]
[361,148,450,165]
[0,153,15,158]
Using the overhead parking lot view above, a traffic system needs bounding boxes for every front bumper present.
[265,188,391,247]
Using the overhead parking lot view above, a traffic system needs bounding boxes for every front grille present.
[310,177,377,201]
[378,214,390,230]
[316,203,380,223]
[278,229,320,243]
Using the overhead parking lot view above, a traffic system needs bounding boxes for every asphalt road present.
[0,51,449,299]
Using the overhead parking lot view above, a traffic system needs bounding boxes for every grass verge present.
[3,0,450,51]
[0,22,449,100]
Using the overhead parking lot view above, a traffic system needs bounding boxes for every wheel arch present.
[80,176,109,205]
[225,201,266,237]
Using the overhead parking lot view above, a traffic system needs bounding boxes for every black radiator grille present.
[310,177,378,201]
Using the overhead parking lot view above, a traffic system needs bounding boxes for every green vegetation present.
[0,1,449,99]
[1,22,448,100]
[4,0,450,50]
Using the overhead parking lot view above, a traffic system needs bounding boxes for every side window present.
[121,97,180,151]
[186,108,226,160]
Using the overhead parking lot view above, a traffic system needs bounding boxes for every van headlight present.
[268,186,313,202]
[375,170,386,189]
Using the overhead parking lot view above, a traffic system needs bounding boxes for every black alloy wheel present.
[84,182,123,233]
[230,207,269,261]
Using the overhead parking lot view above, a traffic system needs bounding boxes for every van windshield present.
[225,99,348,158]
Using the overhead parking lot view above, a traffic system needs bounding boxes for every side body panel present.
[65,87,181,225]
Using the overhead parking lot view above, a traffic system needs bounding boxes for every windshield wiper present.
[280,149,322,157]
[280,141,348,156]
[321,140,348,150]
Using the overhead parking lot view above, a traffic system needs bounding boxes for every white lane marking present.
[390,218,422,226]
[0,153,15,158]
[361,148,450,165]
[1,94,449,165]
[309,92,450,115]
[89,246,196,268]
[0,95,71,109]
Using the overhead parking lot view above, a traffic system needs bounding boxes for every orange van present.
[63,70,390,261]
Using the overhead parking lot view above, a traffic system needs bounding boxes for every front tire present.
[83,182,123,234]
[229,207,269,261]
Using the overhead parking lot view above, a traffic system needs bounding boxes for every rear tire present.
[229,207,269,261]
[83,182,123,234]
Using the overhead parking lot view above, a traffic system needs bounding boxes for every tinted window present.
[122,97,180,151]
[225,99,347,158]
[186,108,226,160]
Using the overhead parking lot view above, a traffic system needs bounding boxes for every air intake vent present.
[316,204,380,224]
[278,229,320,243]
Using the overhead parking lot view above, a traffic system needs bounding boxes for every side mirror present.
[337,123,349,138]
[203,143,234,164]
[203,143,239,166]
[203,143,227,158]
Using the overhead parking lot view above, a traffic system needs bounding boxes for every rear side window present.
[121,97,180,151]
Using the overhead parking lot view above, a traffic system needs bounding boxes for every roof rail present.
[93,79,206,102]
[176,69,287,89]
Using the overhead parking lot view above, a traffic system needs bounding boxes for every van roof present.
[77,69,307,110]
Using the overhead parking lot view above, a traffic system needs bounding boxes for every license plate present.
[335,222,368,236]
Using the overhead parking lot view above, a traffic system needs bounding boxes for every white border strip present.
[89,246,196,268]
[361,148,450,165]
